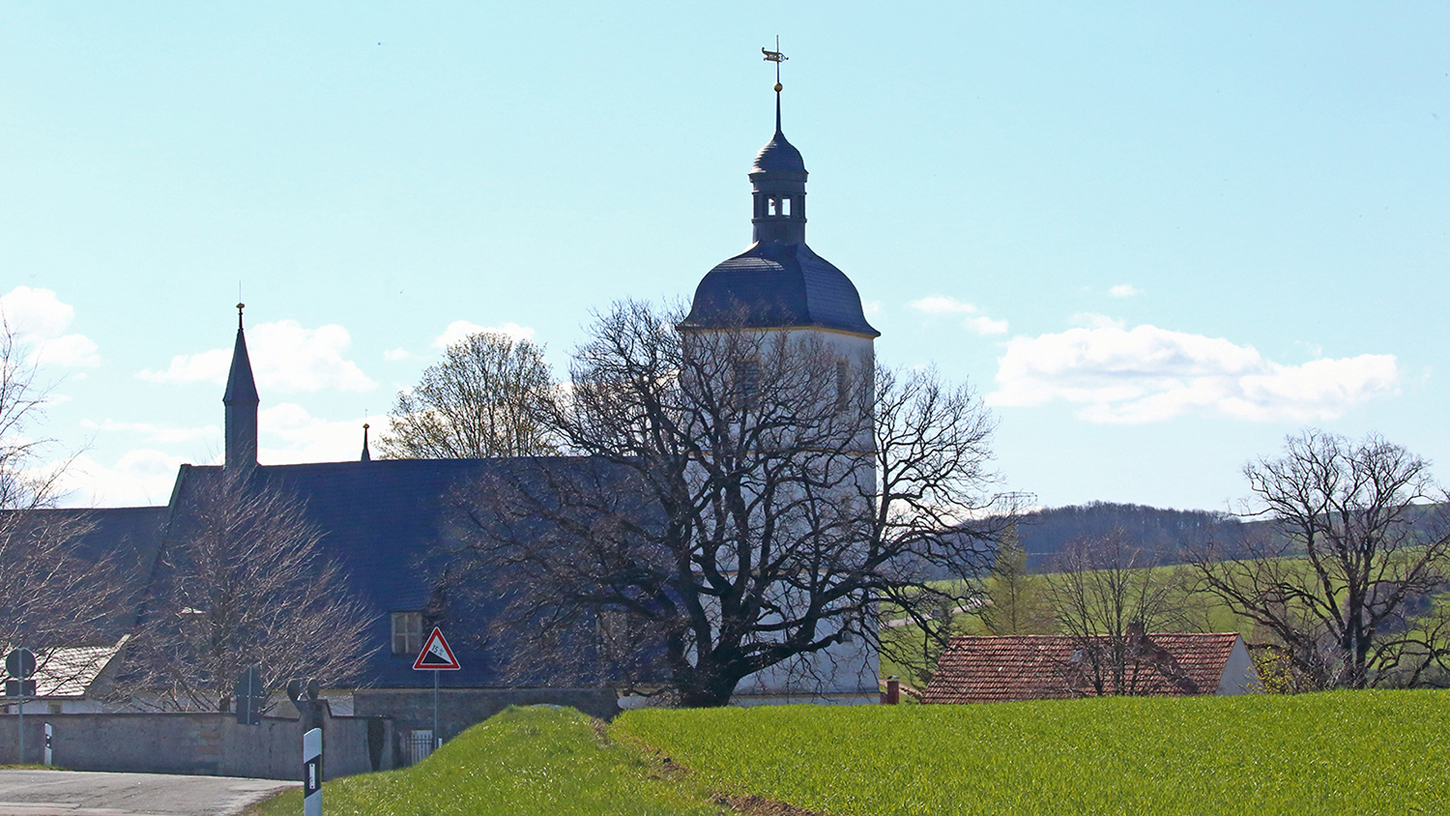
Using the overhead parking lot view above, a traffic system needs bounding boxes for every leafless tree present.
[380,331,560,458]
[0,321,123,663]
[1186,430,1450,689]
[114,471,375,712]
[981,521,1054,636]
[444,301,1013,707]
[1047,529,1196,695]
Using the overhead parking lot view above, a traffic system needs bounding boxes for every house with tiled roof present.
[921,632,1260,704]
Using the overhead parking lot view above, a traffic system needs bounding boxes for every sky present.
[2,2,1446,512]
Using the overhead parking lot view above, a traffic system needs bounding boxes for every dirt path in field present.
[614,724,831,816]
[719,793,831,816]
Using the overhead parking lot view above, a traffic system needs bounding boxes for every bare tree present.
[115,471,375,712]
[445,301,1011,707]
[0,321,122,659]
[1047,529,1194,695]
[380,331,560,459]
[981,522,1054,636]
[1186,430,1450,689]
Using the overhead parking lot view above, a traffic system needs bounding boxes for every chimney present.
[882,676,900,705]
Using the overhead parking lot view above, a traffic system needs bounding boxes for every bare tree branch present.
[1186,429,1450,689]
[112,471,376,712]
[380,331,561,458]
[442,301,1015,706]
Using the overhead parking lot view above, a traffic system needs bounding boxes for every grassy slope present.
[616,690,1450,816]
[248,706,727,816]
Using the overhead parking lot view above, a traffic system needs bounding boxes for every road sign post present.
[43,723,51,766]
[234,665,265,726]
[412,628,460,753]
[5,648,36,765]
[302,727,322,816]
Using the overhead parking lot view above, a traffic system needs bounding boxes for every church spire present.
[360,423,372,462]
[223,303,259,473]
[751,41,807,245]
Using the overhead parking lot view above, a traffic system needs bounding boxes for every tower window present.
[734,358,761,410]
[835,360,850,410]
[781,197,791,216]
[392,611,423,655]
[768,197,780,216]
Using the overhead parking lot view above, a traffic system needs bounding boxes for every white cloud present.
[137,319,376,393]
[61,450,188,507]
[383,347,412,362]
[1070,313,1126,330]
[259,403,371,464]
[1109,284,1143,298]
[0,286,101,368]
[908,295,1008,335]
[965,316,1010,335]
[989,322,1399,424]
[431,320,536,350]
[79,418,220,445]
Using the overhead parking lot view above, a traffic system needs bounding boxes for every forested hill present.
[1015,502,1238,571]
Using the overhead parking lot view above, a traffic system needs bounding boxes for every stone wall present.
[0,707,392,780]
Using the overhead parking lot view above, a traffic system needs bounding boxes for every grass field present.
[248,690,1450,816]
[616,690,1450,816]
[246,705,729,816]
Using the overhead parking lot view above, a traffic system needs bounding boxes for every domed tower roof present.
[681,92,878,338]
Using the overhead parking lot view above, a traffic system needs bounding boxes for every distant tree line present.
[1012,502,1239,572]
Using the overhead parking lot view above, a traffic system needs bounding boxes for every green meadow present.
[250,690,1450,816]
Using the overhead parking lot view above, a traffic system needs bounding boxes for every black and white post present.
[43,723,51,767]
[303,727,322,816]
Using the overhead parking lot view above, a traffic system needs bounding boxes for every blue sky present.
[2,2,1446,511]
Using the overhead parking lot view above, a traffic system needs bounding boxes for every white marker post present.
[303,727,322,816]
[43,723,51,766]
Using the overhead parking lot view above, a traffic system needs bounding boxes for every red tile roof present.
[921,633,1243,704]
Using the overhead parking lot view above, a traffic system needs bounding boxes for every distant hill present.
[1015,501,1239,571]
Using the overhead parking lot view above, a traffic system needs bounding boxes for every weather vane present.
[762,36,786,93]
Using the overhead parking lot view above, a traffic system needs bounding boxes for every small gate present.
[403,729,434,765]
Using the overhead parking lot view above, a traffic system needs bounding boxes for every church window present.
[780,197,791,216]
[835,360,850,411]
[392,611,423,656]
[768,197,780,216]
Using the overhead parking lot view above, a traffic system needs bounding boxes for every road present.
[0,770,296,816]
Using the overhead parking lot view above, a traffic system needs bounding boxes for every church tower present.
[679,92,879,345]
[223,303,259,472]
[680,63,881,704]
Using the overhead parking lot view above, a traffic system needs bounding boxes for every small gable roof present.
[922,633,1245,704]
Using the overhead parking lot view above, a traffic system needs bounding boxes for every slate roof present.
[6,641,129,697]
[0,505,170,640]
[752,127,806,176]
[222,325,258,404]
[921,633,1244,704]
[682,241,879,337]
[164,457,648,690]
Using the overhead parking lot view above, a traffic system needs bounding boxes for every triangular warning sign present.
[413,627,461,671]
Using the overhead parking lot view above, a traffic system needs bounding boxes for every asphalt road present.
[0,770,297,816]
